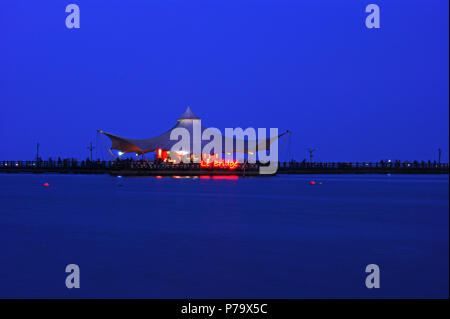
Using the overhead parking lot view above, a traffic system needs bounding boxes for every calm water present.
[0,173,448,298]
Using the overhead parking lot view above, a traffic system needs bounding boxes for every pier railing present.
[0,160,448,173]
[0,160,260,171]
[278,161,449,170]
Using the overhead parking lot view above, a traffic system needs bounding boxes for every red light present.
[199,175,211,179]
[43,183,50,187]
[200,159,239,169]
[157,148,162,158]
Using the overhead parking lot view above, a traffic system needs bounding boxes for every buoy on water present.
[43,183,50,187]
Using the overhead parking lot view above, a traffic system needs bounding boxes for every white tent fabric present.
[99,107,288,155]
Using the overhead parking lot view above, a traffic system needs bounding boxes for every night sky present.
[1,0,448,162]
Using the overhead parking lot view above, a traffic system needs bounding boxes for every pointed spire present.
[178,106,201,121]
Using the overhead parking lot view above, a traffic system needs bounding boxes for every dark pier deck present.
[0,160,448,176]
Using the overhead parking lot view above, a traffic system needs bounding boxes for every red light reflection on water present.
[211,175,239,180]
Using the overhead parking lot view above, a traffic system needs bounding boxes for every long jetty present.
[0,160,448,176]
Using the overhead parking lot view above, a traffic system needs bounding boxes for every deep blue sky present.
[1,0,448,162]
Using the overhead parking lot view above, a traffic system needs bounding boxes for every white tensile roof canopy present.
[99,106,288,155]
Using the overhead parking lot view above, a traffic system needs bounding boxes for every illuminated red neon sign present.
[200,159,239,169]
[156,148,168,160]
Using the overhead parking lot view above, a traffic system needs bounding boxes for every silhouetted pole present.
[438,148,442,165]
[307,148,317,163]
[87,141,95,161]
[36,142,40,162]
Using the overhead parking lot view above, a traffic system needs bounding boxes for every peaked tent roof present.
[177,106,200,120]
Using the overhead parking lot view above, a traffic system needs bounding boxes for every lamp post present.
[307,148,317,163]
[87,141,95,161]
